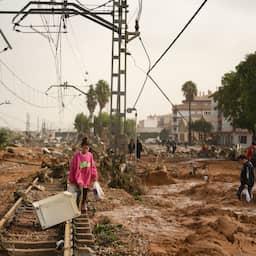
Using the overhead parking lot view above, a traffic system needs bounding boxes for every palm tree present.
[182,81,198,145]
[95,80,110,137]
[86,85,97,135]
[95,80,110,115]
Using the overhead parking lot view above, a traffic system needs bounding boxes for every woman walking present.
[69,137,98,211]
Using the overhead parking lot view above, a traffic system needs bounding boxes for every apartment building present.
[173,91,253,147]
[172,92,212,143]
[137,114,172,140]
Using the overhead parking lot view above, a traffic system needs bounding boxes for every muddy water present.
[95,181,206,254]
[95,176,256,255]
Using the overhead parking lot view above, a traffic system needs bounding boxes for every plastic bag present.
[93,181,104,200]
[67,183,79,198]
[241,188,251,202]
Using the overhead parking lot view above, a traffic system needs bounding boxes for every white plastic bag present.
[67,183,79,198]
[241,188,251,202]
[93,181,104,200]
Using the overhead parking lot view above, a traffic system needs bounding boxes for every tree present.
[125,119,136,138]
[86,85,97,134]
[191,117,213,142]
[159,128,169,142]
[94,112,110,136]
[182,81,198,145]
[212,52,256,139]
[0,128,9,149]
[74,113,89,133]
[95,80,110,114]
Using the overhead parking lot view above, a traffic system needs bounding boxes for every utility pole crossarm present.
[127,31,140,43]
[10,1,119,33]
[46,83,87,96]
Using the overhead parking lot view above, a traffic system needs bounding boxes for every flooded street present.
[94,158,256,255]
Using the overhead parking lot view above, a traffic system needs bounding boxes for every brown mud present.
[1,146,256,255]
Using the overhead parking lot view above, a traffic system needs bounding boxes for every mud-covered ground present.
[0,146,42,218]
[1,145,256,255]
[92,151,256,256]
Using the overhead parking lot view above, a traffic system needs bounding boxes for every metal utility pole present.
[1,0,139,157]
[110,0,139,156]
[110,0,128,155]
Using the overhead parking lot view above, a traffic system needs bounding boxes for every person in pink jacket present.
[69,137,98,211]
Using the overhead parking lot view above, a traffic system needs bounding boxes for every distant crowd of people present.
[68,134,256,208]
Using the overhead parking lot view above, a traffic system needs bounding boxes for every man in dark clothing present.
[136,139,143,159]
[246,141,256,167]
[172,140,177,154]
[237,154,255,201]
[128,139,135,155]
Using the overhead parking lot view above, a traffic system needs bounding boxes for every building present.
[172,91,212,143]
[137,114,172,141]
[173,91,253,147]
[138,115,158,128]
[157,114,172,129]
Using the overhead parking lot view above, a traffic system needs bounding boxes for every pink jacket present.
[69,151,98,188]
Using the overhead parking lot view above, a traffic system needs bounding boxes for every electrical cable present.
[0,59,56,99]
[132,0,208,122]
[132,36,151,108]
[89,0,113,11]
[0,111,37,128]
[64,33,85,75]
[68,20,89,77]
[148,0,208,74]
[136,0,142,22]
[0,79,57,109]
[130,42,187,122]
[75,0,113,11]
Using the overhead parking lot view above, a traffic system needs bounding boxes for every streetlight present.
[127,107,137,169]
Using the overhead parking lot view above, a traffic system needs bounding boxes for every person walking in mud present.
[128,138,135,157]
[172,140,177,154]
[69,137,98,211]
[246,141,256,168]
[237,154,254,201]
[136,139,143,159]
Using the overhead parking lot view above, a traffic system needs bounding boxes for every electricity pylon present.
[0,0,139,156]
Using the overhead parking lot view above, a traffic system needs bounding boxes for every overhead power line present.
[130,50,187,122]
[0,59,56,99]
[132,0,208,120]
[132,36,151,108]
[148,0,208,74]
[75,0,113,11]
[89,0,113,11]
[0,79,57,109]
[131,0,209,122]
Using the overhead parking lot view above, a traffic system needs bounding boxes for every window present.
[239,136,247,144]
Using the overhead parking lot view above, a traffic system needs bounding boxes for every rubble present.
[1,142,255,255]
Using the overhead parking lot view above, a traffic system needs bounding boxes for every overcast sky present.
[0,0,256,131]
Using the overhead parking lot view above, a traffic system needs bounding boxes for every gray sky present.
[0,0,256,131]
